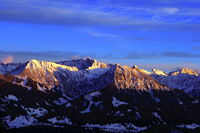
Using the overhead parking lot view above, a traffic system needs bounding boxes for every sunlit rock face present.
[113,65,169,91]
[169,68,199,76]
[19,59,78,89]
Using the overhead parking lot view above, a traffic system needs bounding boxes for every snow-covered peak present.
[152,69,167,76]
[58,58,109,70]
[137,68,167,76]
[19,59,79,89]
[26,59,78,72]
[132,65,139,69]
[169,68,198,76]
[194,69,200,75]
[87,59,108,70]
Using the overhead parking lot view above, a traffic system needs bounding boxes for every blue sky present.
[0,0,200,72]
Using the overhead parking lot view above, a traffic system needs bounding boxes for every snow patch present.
[80,106,91,114]
[20,106,47,117]
[127,109,132,112]
[80,91,102,114]
[37,83,46,92]
[179,101,183,105]
[114,111,125,117]
[65,102,72,107]
[45,101,51,106]
[112,97,128,107]
[2,115,37,128]
[6,95,18,102]
[53,98,68,105]
[26,108,48,117]
[177,123,200,129]
[13,76,32,90]
[35,123,64,128]
[47,117,72,125]
[192,99,199,104]
[154,97,160,103]
[85,68,109,79]
[152,112,162,121]
[135,112,141,120]
[83,123,147,132]
[126,123,148,132]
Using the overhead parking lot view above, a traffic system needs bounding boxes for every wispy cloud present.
[0,3,147,27]
[1,56,14,64]
[162,52,200,58]
[0,50,79,63]
[125,53,159,59]
[78,28,121,38]
[161,8,179,14]
[190,39,200,42]
[0,0,200,31]
[107,51,200,60]
[138,62,199,73]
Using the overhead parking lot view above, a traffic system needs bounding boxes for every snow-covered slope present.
[0,63,26,75]
[136,67,200,99]
[54,66,111,97]
[151,73,200,99]
[149,68,200,99]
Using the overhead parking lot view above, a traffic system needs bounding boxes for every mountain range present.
[0,58,200,133]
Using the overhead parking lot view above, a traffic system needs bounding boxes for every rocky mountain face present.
[150,68,200,100]
[0,59,200,133]
[169,68,199,76]
[0,62,27,75]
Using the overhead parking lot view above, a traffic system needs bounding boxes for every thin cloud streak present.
[77,28,121,38]
[0,1,200,31]
[163,52,200,58]
[0,50,79,63]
